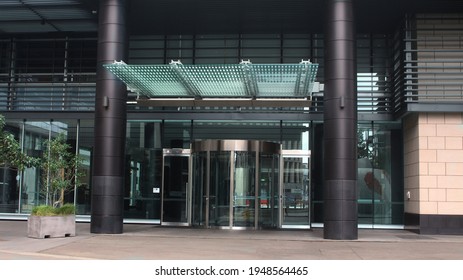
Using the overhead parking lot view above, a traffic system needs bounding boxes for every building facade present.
[0,0,463,238]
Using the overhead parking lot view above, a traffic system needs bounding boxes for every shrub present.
[31,204,75,216]
[31,205,56,216]
[55,203,76,215]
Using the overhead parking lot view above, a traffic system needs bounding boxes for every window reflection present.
[357,123,402,226]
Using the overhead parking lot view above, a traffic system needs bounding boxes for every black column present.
[323,0,358,240]
[91,0,127,234]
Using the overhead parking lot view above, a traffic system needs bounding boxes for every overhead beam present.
[18,0,61,31]
[135,98,312,108]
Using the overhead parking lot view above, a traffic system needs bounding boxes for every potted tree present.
[27,133,83,239]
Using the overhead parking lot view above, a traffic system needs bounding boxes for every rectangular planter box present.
[27,215,76,239]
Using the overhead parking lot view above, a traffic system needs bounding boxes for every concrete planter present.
[27,215,76,239]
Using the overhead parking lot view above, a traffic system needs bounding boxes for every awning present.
[104,60,320,107]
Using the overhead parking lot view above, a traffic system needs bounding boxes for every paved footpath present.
[1,220,463,260]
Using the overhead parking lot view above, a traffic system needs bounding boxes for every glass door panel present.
[162,153,189,224]
[190,140,282,229]
[209,152,230,227]
[192,152,207,226]
[281,153,310,228]
[233,151,256,227]
[259,154,279,228]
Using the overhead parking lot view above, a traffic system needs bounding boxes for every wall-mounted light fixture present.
[103,96,109,108]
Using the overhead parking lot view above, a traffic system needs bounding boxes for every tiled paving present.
[1,221,463,260]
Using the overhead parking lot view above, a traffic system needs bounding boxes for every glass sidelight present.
[280,150,311,228]
[209,152,231,227]
[191,151,207,226]
[161,149,190,225]
[233,151,256,227]
[258,153,280,228]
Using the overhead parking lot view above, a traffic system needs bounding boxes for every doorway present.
[161,141,312,229]
[161,148,191,226]
[190,140,281,229]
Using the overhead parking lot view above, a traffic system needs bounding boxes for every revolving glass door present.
[191,140,280,229]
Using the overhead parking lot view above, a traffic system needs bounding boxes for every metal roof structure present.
[0,0,97,33]
[1,0,462,35]
[105,60,320,107]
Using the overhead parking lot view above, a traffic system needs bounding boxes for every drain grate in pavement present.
[397,235,436,240]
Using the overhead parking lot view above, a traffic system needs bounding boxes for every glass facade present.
[311,121,404,227]
[0,117,403,227]
[125,121,162,220]
[357,122,403,226]
[0,119,93,215]
[0,29,404,228]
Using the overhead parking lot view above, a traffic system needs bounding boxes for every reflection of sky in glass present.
[26,121,68,135]
[357,73,379,91]
[357,73,380,111]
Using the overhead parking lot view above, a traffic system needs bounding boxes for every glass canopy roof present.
[104,60,319,100]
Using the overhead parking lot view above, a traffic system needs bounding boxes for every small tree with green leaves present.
[41,133,83,208]
[0,115,39,171]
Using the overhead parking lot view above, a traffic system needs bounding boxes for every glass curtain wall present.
[1,117,403,227]
[126,120,310,225]
[164,120,191,149]
[75,119,94,215]
[0,118,92,215]
[21,120,52,212]
[193,121,281,142]
[2,37,97,112]
[0,39,9,109]
[309,121,403,227]
[0,119,23,213]
[125,121,163,220]
[357,122,403,226]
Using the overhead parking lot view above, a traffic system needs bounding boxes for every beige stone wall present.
[404,112,463,215]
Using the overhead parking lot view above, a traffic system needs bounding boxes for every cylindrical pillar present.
[323,0,358,240]
[91,0,127,234]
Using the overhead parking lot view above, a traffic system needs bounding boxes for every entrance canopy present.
[104,60,320,107]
